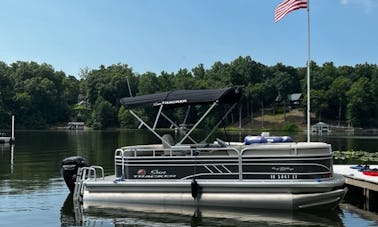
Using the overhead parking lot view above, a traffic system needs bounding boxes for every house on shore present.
[311,122,331,135]
[67,122,85,130]
[275,93,303,109]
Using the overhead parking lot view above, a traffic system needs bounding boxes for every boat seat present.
[216,138,227,147]
[162,134,177,156]
[162,134,175,148]
[162,134,190,156]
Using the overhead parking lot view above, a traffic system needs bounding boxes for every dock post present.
[363,188,371,211]
[363,188,371,199]
[11,115,15,141]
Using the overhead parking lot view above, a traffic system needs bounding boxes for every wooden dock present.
[334,165,378,193]
[334,165,378,210]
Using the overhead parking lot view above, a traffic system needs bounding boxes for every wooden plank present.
[344,177,378,192]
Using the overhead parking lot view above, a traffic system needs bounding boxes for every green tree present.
[248,82,274,128]
[92,97,118,129]
[62,75,79,105]
[0,62,14,128]
[157,71,175,91]
[272,71,300,119]
[328,77,351,125]
[310,89,328,121]
[85,64,134,107]
[137,72,160,95]
[229,56,266,86]
[174,68,195,89]
[7,62,73,127]
[118,106,148,128]
[370,71,378,125]
[205,61,232,88]
[346,77,372,127]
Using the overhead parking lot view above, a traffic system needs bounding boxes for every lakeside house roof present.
[288,93,303,102]
[275,93,303,102]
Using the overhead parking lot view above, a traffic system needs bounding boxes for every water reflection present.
[0,143,14,174]
[60,194,344,226]
[340,203,378,226]
[60,194,80,226]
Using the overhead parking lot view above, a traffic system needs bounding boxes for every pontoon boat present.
[62,87,347,210]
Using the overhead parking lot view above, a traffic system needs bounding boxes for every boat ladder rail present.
[73,166,104,202]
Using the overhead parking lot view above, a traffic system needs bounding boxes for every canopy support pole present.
[178,102,218,145]
[202,103,238,143]
[129,110,168,145]
[153,105,164,130]
[160,112,197,144]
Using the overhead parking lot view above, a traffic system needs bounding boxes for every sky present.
[1,0,378,78]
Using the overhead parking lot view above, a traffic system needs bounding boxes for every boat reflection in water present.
[60,194,344,226]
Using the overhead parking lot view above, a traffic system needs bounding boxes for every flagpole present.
[306,0,311,142]
[274,0,311,141]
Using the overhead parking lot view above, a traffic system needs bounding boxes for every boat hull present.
[81,174,347,210]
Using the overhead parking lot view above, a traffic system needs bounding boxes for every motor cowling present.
[61,156,89,193]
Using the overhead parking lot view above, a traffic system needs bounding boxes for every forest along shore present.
[1,60,378,131]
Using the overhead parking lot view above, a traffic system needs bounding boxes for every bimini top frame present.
[120,87,241,145]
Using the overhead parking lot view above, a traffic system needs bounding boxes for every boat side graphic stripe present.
[123,163,238,167]
[222,165,232,173]
[241,157,331,161]
[212,164,222,173]
[204,165,214,173]
[116,158,239,163]
[182,172,238,179]
[242,171,331,175]
[241,163,331,171]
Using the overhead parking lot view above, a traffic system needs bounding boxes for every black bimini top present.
[120,87,241,109]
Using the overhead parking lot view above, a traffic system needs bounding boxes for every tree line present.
[0,56,377,129]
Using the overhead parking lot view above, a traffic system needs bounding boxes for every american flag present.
[274,0,307,23]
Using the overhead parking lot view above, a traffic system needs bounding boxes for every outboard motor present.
[61,156,89,193]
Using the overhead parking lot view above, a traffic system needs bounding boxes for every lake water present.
[1,130,378,226]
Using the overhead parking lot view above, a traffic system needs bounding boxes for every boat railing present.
[115,145,240,158]
[240,142,332,156]
[114,146,241,179]
[73,166,104,201]
[115,142,332,158]
[113,143,334,181]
